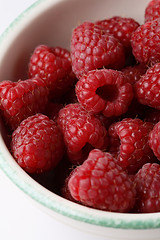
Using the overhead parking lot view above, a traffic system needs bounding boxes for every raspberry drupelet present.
[68,149,136,212]
[57,103,108,164]
[71,22,125,79]
[0,78,49,130]
[108,118,154,174]
[11,113,64,173]
[76,69,133,117]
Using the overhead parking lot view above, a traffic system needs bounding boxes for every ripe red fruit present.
[108,118,154,174]
[134,63,160,110]
[0,78,49,130]
[57,103,108,164]
[68,149,136,212]
[145,0,160,22]
[134,163,160,213]
[71,22,125,79]
[11,114,64,173]
[95,16,139,51]
[28,45,73,98]
[149,121,160,160]
[76,69,133,117]
[131,18,160,66]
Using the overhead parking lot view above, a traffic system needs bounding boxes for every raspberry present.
[57,103,108,164]
[121,64,147,85]
[95,16,139,51]
[28,45,72,97]
[145,0,160,22]
[11,113,64,173]
[61,172,79,203]
[134,163,160,213]
[149,121,160,160]
[71,22,125,79]
[108,118,154,174]
[134,63,160,110]
[76,69,133,117]
[131,18,160,66]
[0,78,49,130]
[68,149,136,212]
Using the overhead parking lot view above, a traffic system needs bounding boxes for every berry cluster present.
[1,0,160,213]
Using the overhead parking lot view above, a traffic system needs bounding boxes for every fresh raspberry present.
[28,45,72,97]
[108,118,154,174]
[68,149,136,212]
[71,22,125,79]
[11,113,64,173]
[61,172,79,203]
[134,163,160,213]
[134,63,160,110]
[131,18,160,66]
[145,108,160,124]
[149,121,160,160]
[121,64,147,85]
[76,69,133,117]
[0,78,49,130]
[145,0,160,22]
[57,103,108,164]
[95,16,139,51]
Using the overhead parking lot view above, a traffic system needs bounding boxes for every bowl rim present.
[0,0,160,230]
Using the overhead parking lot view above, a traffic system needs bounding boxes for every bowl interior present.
[0,0,150,81]
[0,0,159,233]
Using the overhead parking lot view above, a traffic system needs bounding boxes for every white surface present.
[0,1,108,240]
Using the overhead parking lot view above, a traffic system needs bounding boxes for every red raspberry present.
[95,16,139,51]
[0,78,49,130]
[134,163,160,213]
[145,0,160,22]
[28,45,72,97]
[134,63,160,110]
[11,113,64,173]
[121,64,147,85]
[68,149,136,212]
[108,118,154,174]
[61,173,79,203]
[76,69,133,117]
[57,103,108,164]
[131,18,160,66]
[71,22,125,79]
[149,121,160,160]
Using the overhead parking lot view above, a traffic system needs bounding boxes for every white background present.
[0,1,108,240]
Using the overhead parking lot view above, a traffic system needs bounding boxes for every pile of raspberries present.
[2,0,160,213]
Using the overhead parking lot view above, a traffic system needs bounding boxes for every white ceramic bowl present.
[1,0,160,239]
